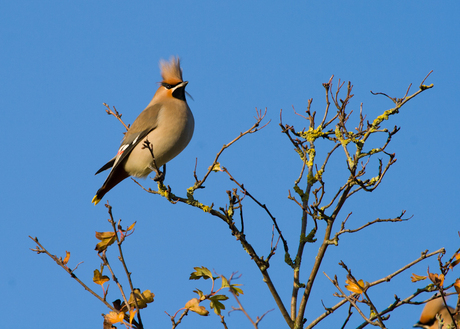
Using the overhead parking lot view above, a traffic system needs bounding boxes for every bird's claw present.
[153,171,165,182]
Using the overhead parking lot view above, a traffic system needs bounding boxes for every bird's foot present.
[150,164,166,182]
[153,171,165,182]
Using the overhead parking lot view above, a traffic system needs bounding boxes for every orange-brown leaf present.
[450,253,460,269]
[427,269,444,287]
[104,311,124,324]
[454,279,460,294]
[129,309,137,325]
[62,251,70,265]
[345,277,366,294]
[127,222,136,232]
[411,273,427,282]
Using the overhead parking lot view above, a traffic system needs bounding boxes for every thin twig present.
[106,204,143,327]
[103,103,130,131]
[28,236,117,313]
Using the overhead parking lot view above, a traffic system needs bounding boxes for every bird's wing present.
[95,157,116,175]
[105,103,163,173]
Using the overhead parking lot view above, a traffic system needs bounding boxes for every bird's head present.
[153,56,188,101]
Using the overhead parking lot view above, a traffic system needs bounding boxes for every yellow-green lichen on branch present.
[293,184,306,201]
[157,182,171,199]
[367,176,379,186]
[201,205,213,213]
[357,148,381,160]
[294,145,316,167]
[300,229,317,244]
[371,107,399,129]
[306,147,316,167]
[298,125,326,142]
[187,197,213,213]
[295,147,306,161]
[307,169,323,186]
[186,187,195,198]
[305,228,317,243]
[420,83,434,91]
[335,126,351,147]
[315,169,324,181]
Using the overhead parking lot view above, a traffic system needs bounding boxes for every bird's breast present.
[123,102,194,178]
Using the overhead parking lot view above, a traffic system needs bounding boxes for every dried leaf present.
[185,298,209,316]
[62,251,70,265]
[450,253,460,269]
[95,231,117,252]
[96,231,116,240]
[127,222,136,232]
[93,269,110,285]
[129,309,137,325]
[128,289,154,309]
[427,268,444,287]
[104,311,124,324]
[345,276,366,295]
[411,273,427,282]
[454,279,460,294]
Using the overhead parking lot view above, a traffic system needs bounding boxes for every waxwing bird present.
[414,297,459,329]
[92,57,194,205]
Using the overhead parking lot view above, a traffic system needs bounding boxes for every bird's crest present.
[160,57,183,85]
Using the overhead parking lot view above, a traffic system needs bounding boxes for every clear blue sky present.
[1,2,459,328]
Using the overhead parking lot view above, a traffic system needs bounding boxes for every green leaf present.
[190,266,213,280]
[230,283,244,296]
[209,295,229,315]
[221,275,230,289]
[193,289,204,299]
[211,294,229,301]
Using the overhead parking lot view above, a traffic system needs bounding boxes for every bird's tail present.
[92,169,129,205]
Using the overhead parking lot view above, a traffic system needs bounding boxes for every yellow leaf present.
[95,231,116,240]
[221,275,230,289]
[62,251,70,265]
[127,222,136,231]
[104,311,124,324]
[95,232,117,252]
[185,298,209,316]
[129,309,137,325]
[411,273,427,282]
[93,269,110,285]
[345,276,366,294]
[208,162,223,172]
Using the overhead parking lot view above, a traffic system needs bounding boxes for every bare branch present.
[191,108,269,192]
[103,103,130,131]
[28,236,118,313]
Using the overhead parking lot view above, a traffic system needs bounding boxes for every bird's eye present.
[162,83,173,89]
